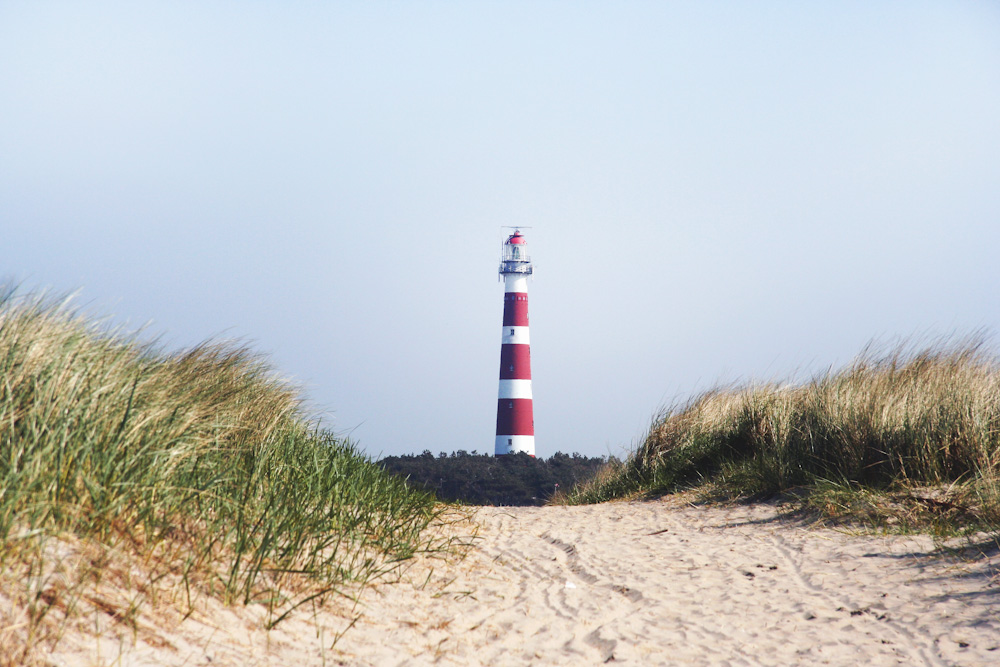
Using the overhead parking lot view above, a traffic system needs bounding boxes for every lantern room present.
[499,230,533,276]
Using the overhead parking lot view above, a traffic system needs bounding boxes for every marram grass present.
[565,337,1000,534]
[0,288,466,662]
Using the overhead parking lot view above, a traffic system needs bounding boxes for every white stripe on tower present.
[498,379,533,399]
[495,230,535,456]
[501,326,530,345]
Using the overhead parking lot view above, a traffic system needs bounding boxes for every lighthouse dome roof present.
[507,231,526,245]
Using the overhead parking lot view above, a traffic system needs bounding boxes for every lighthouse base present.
[495,435,535,457]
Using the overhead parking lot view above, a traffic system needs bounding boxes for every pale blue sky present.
[2,2,999,458]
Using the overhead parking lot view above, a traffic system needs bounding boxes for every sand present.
[38,499,1000,666]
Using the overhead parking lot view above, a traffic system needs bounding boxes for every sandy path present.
[45,499,1000,666]
[334,500,999,666]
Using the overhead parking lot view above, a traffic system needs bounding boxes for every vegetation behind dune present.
[565,337,1000,535]
[380,450,613,506]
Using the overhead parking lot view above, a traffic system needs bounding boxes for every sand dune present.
[46,499,1000,666]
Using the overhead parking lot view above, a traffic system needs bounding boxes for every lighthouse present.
[495,229,535,456]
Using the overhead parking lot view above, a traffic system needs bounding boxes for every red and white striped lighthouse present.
[496,229,535,456]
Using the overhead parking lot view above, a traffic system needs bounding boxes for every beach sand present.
[38,499,1000,666]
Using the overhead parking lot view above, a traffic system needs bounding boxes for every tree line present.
[378,450,614,505]
[378,450,616,506]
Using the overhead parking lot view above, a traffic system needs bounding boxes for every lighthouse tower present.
[496,229,535,456]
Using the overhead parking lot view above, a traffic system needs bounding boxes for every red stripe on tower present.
[499,345,531,379]
[502,294,530,327]
[496,399,534,435]
[495,229,535,456]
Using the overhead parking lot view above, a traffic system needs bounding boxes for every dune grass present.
[564,337,1000,535]
[0,288,465,663]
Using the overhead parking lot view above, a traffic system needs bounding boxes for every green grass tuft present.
[0,287,465,661]
[563,336,1000,535]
